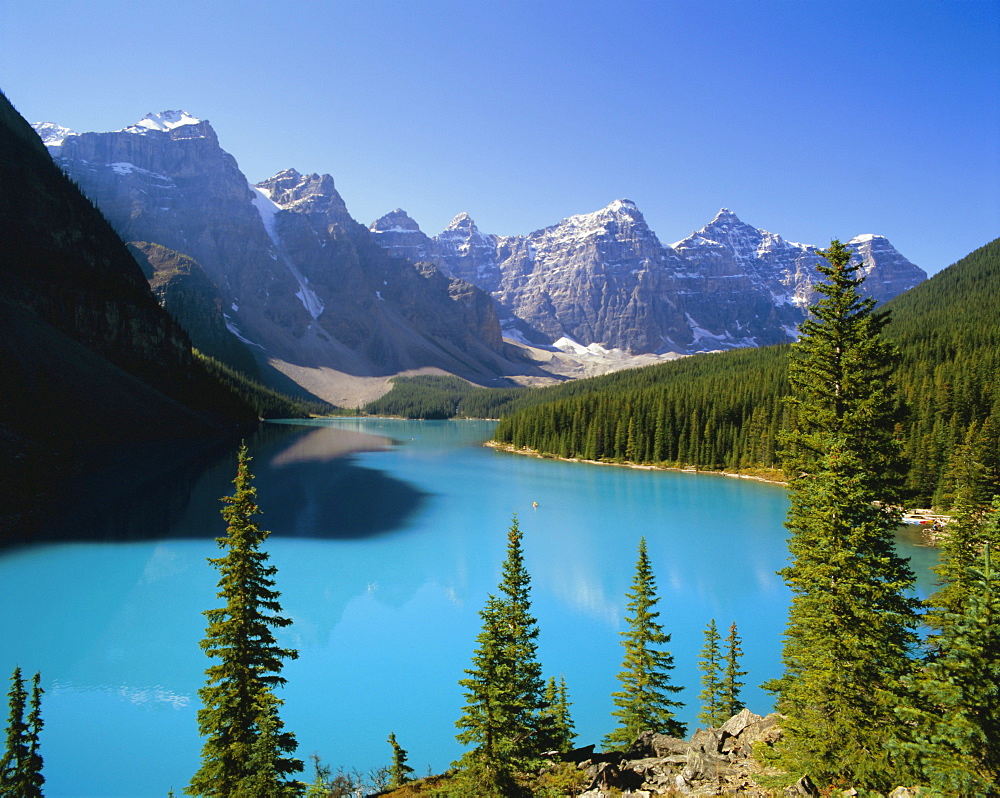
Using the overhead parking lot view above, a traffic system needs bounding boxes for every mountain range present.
[33,111,927,401]
[369,202,926,354]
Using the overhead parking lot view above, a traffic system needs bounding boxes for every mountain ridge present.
[34,109,926,399]
[35,113,536,403]
[370,200,926,354]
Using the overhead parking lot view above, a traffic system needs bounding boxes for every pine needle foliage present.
[895,545,1000,795]
[0,668,43,798]
[186,444,302,797]
[766,241,921,791]
[387,732,414,789]
[929,448,1000,624]
[697,620,726,728]
[538,675,576,753]
[604,537,685,750]
[721,621,747,720]
[455,516,546,797]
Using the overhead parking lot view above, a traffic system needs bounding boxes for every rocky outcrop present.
[564,709,783,796]
[561,709,927,797]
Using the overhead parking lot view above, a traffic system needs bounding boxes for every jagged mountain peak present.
[31,121,76,148]
[700,207,755,233]
[553,199,650,238]
[370,209,423,234]
[124,110,202,133]
[673,208,790,257]
[608,198,640,212]
[443,212,482,235]
[256,170,347,216]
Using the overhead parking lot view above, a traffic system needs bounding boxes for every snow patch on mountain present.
[31,122,75,151]
[288,261,325,320]
[124,110,202,133]
[223,314,264,349]
[251,185,282,246]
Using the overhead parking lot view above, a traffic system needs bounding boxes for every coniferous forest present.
[404,237,1000,509]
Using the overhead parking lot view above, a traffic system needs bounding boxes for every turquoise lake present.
[0,418,939,797]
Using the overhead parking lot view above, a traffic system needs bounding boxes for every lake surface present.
[0,419,939,797]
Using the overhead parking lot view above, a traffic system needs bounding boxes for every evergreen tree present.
[0,668,42,798]
[237,691,294,798]
[187,444,302,797]
[766,241,921,790]
[538,676,576,753]
[455,516,545,796]
[697,619,727,727]
[387,732,414,789]
[895,545,1000,795]
[603,537,685,750]
[930,446,1000,623]
[721,621,746,719]
[23,673,42,798]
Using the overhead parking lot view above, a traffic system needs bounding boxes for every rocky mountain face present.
[35,108,926,383]
[127,241,261,378]
[371,203,927,354]
[1,95,256,533]
[35,113,519,400]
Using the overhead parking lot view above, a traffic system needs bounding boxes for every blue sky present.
[2,0,997,274]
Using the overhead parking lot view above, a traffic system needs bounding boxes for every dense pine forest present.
[369,239,999,508]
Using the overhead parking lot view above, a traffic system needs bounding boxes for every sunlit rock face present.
[372,203,926,354]
[36,114,513,383]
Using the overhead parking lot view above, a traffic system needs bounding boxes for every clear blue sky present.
[2,0,997,274]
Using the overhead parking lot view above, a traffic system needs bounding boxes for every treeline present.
[493,238,1000,507]
[194,351,337,419]
[886,240,1000,505]
[494,345,789,473]
[362,374,518,419]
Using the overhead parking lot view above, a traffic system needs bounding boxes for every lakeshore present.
[486,440,951,545]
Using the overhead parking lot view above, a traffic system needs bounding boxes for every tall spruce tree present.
[187,444,301,797]
[0,668,43,798]
[455,516,545,796]
[697,619,726,727]
[603,537,685,750]
[767,240,920,790]
[721,621,746,720]
[895,545,1000,795]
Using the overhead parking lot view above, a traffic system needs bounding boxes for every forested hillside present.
[485,238,1000,507]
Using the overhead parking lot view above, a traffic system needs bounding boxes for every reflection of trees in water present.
[13,422,424,545]
[9,435,245,546]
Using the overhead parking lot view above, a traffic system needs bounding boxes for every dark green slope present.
[486,238,999,506]
[0,90,259,531]
[128,241,261,378]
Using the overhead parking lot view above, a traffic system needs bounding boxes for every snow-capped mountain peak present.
[441,212,483,237]
[122,110,202,134]
[31,122,76,148]
[370,209,423,234]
